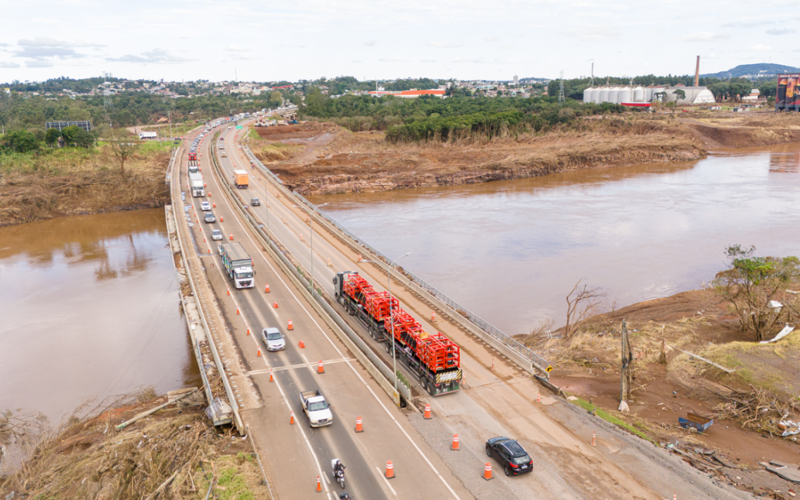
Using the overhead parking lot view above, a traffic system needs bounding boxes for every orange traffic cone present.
[537,393,541,403]
[592,431,596,447]
[290,411,295,425]
[327,258,332,267]
[318,361,324,374]
[316,475,321,492]
[236,307,240,315]
[357,255,363,262]
[355,417,363,433]
[213,203,216,208]
[208,249,211,254]
[208,192,211,197]
[229,233,234,241]
[298,341,305,348]
[265,284,270,293]
[219,215,223,222]
[246,328,250,336]
[204,237,206,242]
[424,404,432,419]
[269,369,273,382]
[431,311,436,321]
[273,301,278,308]
[257,349,261,357]
[483,463,493,480]
[227,288,230,296]
[451,433,460,451]
[288,320,293,330]
[385,461,395,479]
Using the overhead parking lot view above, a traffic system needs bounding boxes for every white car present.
[201,201,211,211]
[211,229,223,241]
[262,327,285,352]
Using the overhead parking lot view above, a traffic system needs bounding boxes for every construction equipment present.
[333,272,461,396]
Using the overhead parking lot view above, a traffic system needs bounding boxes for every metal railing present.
[242,145,552,376]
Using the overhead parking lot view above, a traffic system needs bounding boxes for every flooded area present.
[0,209,199,424]
[311,145,800,335]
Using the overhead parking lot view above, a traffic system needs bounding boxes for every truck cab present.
[300,390,333,427]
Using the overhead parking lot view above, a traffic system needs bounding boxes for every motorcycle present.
[331,458,346,489]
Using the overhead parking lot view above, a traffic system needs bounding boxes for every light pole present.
[386,252,411,393]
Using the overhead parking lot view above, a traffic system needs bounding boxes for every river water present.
[311,145,800,336]
[0,209,200,426]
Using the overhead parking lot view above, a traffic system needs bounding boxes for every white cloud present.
[26,60,54,68]
[484,37,499,42]
[0,61,21,68]
[749,44,772,51]
[420,59,437,63]
[106,49,194,64]
[363,40,376,47]
[18,37,103,48]
[225,44,249,52]
[379,57,408,62]
[451,57,487,64]
[765,28,796,35]
[560,25,619,42]
[428,41,462,48]
[13,37,105,61]
[721,20,770,28]
[681,32,729,42]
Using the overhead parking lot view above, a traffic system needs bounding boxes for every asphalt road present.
[178,124,469,500]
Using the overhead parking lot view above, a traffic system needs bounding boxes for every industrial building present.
[582,85,715,106]
[368,88,446,98]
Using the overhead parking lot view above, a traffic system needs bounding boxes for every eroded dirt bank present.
[532,287,800,497]
[0,147,170,227]
[249,113,800,196]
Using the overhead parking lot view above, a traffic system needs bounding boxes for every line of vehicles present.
[188,117,536,495]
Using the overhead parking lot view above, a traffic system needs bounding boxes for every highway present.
[176,124,470,500]
[205,121,752,500]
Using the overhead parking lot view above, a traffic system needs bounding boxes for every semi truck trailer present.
[220,242,254,289]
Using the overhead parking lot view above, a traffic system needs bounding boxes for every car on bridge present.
[201,201,211,211]
[204,212,216,223]
[262,327,285,352]
[250,198,261,206]
[485,437,533,476]
[211,229,223,241]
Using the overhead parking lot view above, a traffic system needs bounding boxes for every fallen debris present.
[760,461,800,483]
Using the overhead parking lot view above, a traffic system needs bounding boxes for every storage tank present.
[618,87,632,104]
[608,87,620,104]
[599,87,610,103]
[651,87,665,102]
[633,86,644,103]
[583,87,594,103]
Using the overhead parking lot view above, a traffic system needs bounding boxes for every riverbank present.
[532,286,800,497]
[0,143,171,227]
[249,113,800,196]
[0,390,269,499]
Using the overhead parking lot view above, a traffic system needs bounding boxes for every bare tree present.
[524,318,555,347]
[564,279,605,338]
[107,128,141,177]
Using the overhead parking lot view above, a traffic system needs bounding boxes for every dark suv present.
[485,437,533,476]
[250,198,261,206]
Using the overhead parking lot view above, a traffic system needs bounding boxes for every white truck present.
[219,242,254,289]
[299,390,333,427]
[189,172,204,198]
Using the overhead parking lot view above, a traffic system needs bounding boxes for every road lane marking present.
[247,357,355,375]
[376,466,397,497]
[217,128,463,500]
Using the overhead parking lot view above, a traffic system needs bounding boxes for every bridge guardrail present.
[242,144,552,378]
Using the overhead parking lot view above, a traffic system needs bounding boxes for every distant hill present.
[701,63,800,79]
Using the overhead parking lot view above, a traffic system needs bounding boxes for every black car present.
[250,198,261,206]
[204,213,216,223]
[485,437,533,476]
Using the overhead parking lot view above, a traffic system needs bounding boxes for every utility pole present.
[619,320,634,412]
[558,70,565,104]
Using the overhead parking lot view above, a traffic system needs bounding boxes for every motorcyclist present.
[339,493,351,500]
[334,459,346,475]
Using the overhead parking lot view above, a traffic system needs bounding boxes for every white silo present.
[599,87,610,103]
[593,87,602,103]
[651,87,666,102]
[633,86,644,103]
[583,87,594,103]
[608,87,620,104]
[618,87,632,104]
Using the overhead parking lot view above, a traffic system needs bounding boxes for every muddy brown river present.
[0,209,199,425]
[311,145,800,335]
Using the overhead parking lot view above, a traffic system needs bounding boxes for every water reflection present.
[0,209,200,423]
[312,144,800,335]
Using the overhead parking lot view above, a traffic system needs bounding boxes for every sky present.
[0,0,798,83]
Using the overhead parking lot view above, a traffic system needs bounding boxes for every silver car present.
[211,229,223,241]
[201,201,211,211]
[262,327,285,352]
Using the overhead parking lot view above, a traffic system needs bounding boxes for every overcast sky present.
[1,0,798,83]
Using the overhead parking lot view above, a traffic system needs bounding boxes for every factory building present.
[582,85,715,106]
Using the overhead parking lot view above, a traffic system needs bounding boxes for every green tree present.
[72,128,95,148]
[713,245,800,341]
[60,125,81,146]
[673,89,686,102]
[107,129,140,177]
[45,127,60,146]
[1,129,38,152]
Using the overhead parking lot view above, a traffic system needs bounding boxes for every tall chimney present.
[694,56,700,87]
